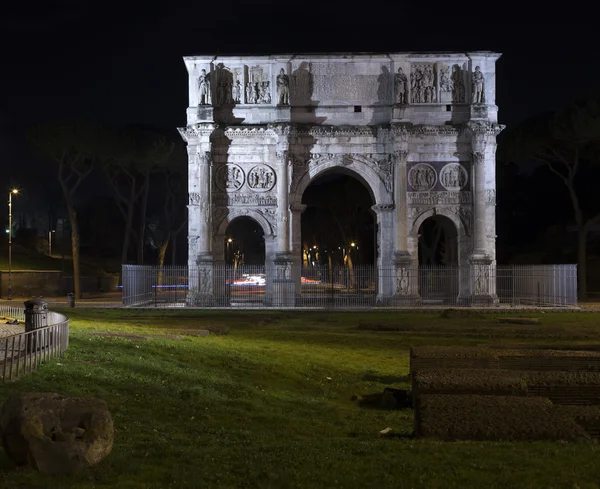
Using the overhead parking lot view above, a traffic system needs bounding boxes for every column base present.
[469,256,496,307]
[186,254,229,307]
[272,253,295,308]
[391,251,419,300]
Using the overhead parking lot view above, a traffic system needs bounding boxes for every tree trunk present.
[347,252,355,290]
[136,174,150,264]
[578,227,588,300]
[171,233,177,265]
[66,203,81,299]
[156,236,170,287]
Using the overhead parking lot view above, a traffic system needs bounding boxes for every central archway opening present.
[300,171,376,302]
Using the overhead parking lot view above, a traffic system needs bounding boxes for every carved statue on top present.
[394,67,408,105]
[198,69,211,105]
[232,80,242,103]
[261,81,271,104]
[246,82,253,104]
[451,65,465,103]
[440,66,452,93]
[472,66,485,104]
[276,69,290,105]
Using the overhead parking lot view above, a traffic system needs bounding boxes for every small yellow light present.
[350,242,356,247]
[11,189,18,194]
[227,238,232,243]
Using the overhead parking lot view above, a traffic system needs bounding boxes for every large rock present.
[0,393,114,474]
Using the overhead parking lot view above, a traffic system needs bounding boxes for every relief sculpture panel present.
[215,164,245,192]
[247,164,276,192]
[408,163,437,191]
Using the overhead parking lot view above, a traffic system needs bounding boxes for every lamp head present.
[11,189,18,194]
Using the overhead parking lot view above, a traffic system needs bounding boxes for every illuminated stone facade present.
[179,53,503,305]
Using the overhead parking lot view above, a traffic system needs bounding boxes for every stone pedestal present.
[187,255,214,306]
[187,254,228,307]
[390,252,420,305]
[272,253,295,308]
[469,257,498,306]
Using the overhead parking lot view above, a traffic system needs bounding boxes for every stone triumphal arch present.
[178,53,503,306]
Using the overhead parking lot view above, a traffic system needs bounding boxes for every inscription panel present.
[407,191,472,205]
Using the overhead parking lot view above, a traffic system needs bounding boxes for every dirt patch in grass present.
[497,317,541,325]
[440,309,486,319]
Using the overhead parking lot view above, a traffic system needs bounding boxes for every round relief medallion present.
[439,163,468,191]
[408,163,437,191]
[215,164,245,192]
[247,164,276,192]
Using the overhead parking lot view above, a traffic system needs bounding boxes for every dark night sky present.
[0,3,597,179]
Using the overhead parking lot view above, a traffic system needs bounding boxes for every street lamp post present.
[48,229,55,256]
[8,189,18,300]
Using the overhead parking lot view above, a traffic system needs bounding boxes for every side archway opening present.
[417,214,459,303]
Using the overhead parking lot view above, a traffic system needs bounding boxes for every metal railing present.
[0,305,69,383]
[122,263,578,309]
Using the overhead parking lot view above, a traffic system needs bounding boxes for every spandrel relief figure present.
[198,69,211,105]
[394,67,408,104]
[276,68,290,105]
[452,65,465,103]
[472,66,485,104]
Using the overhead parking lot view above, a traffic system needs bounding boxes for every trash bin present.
[24,299,48,352]
[24,299,48,333]
[67,293,75,308]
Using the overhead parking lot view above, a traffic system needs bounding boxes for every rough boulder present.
[0,393,114,474]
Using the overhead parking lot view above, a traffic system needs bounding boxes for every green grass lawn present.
[2,310,600,488]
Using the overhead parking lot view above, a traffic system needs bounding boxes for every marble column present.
[372,204,395,303]
[391,127,419,304]
[290,203,307,301]
[393,150,409,255]
[272,132,294,307]
[275,149,290,255]
[196,150,213,259]
[470,148,487,259]
[468,124,497,305]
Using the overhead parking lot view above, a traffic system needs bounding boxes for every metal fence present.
[0,305,69,383]
[122,263,578,309]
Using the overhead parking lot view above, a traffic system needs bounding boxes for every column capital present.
[198,151,212,165]
[178,123,219,143]
[465,120,504,136]
[371,204,395,214]
[275,149,289,163]
[393,150,409,162]
[471,151,486,166]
